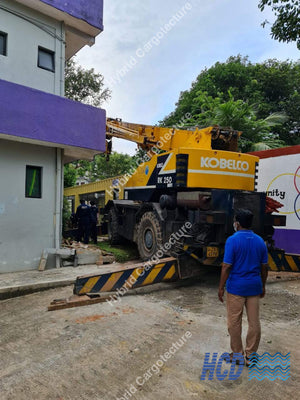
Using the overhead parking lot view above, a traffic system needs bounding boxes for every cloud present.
[77,0,300,155]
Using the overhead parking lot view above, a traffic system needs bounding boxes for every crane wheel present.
[137,211,163,260]
[108,208,121,245]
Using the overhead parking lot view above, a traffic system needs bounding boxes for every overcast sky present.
[77,0,299,155]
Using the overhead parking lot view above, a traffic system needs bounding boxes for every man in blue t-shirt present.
[218,209,268,366]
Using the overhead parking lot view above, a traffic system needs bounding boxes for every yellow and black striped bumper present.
[184,245,300,272]
[184,246,300,272]
[74,257,178,295]
[268,250,300,272]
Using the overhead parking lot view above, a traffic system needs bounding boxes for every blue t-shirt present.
[223,230,268,296]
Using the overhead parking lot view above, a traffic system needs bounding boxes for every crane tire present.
[108,208,121,245]
[137,211,163,260]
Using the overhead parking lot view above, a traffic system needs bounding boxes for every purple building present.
[0,0,105,272]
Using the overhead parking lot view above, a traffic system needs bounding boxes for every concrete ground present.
[0,270,299,400]
[0,262,133,300]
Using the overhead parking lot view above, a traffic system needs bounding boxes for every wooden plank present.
[48,294,111,311]
[38,249,48,271]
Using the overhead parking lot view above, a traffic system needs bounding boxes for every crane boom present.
[106,118,241,153]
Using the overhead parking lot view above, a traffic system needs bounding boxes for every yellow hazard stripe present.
[100,271,124,292]
[285,255,299,272]
[79,276,100,295]
[203,257,218,265]
[191,253,201,262]
[142,266,162,286]
[136,262,175,287]
[123,268,143,290]
[268,254,279,271]
[163,264,176,280]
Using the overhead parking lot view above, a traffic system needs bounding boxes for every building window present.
[25,166,42,199]
[0,31,7,56]
[38,47,55,72]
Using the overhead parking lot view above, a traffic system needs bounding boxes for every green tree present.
[183,91,287,151]
[64,164,77,188]
[161,56,300,147]
[72,152,137,184]
[62,197,72,231]
[90,152,137,181]
[64,58,113,186]
[258,0,300,49]
[65,58,111,106]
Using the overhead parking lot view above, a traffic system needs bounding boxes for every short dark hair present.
[80,199,86,204]
[90,200,95,206]
[234,209,253,229]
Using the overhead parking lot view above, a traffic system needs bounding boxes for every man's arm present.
[218,263,231,303]
[260,241,269,298]
[260,263,268,298]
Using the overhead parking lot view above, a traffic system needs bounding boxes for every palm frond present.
[263,112,288,127]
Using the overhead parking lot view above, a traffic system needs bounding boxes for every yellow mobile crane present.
[104,118,284,260]
[68,118,297,301]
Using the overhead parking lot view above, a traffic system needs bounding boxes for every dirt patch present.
[74,306,136,323]
[120,306,136,314]
[75,312,117,323]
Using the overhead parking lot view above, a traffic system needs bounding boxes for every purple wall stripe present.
[0,79,106,152]
[40,0,104,30]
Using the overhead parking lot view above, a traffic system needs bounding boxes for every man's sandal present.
[229,353,244,365]
[245,356,257,367]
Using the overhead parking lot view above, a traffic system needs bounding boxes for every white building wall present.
[0,139,57,272]
[0,0,65,95]
[0,0,104,272]
[0,0,66,272]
